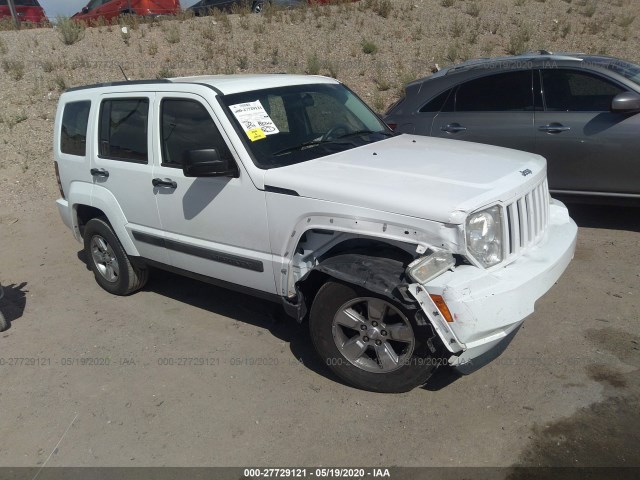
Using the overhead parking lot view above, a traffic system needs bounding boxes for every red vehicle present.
[72,0,181,23]
[0,0,48,24]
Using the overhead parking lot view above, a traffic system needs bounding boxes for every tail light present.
[54,161,65,199]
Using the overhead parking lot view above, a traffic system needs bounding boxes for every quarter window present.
[161,99,233,168]
[452,71,533,112]
[541,70,625,112]
[99,98,149,163]
[60,100,91,156]
[419,89,452,113]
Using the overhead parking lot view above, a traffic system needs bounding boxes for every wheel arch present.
[74,185,140,256]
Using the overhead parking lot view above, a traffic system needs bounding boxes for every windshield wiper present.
[272,130,394,157]
[333,129,395,141]
[272,140,332,157]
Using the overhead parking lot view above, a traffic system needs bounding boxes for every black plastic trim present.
[192,82,225,97]
[65,79,172,93]
[132,231,264,272]
[264,185,299,196]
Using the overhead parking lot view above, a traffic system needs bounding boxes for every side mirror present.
[611,92,640,113]
[183,149,237,177]
[82,6,89,13]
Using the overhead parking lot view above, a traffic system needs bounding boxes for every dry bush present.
[56,17,85,45]
[2,59,25,81]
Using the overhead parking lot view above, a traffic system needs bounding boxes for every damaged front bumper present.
[408,200,578,374]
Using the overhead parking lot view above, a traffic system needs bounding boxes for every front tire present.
[309,281,439,393]
[83,218,148,296]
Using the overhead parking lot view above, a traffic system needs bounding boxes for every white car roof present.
[170,74,340,95]
[62,74,340,97]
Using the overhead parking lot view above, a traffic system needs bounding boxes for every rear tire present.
[0,287,7,331]
[83,218,148,296]
[309,281,439,393]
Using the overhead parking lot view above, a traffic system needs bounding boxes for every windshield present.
[585,56,640,88]
[220,83,392,169]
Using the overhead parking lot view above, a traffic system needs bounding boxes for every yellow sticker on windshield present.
[247,127,266,142]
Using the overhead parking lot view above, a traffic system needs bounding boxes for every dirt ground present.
[0,0,639,473]
[1,194,639,469]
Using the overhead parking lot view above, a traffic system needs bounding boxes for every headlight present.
[466,205,503,268]
[407,250,455,284]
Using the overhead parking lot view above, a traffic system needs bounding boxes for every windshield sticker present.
[229,100,280,141]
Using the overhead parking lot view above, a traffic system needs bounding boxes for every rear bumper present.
[419,199,577,372]
[56,198,72,230]
[56,198,82,243]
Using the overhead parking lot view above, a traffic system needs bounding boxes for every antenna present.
[118,64,130,82]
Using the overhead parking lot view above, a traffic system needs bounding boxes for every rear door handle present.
[441,123,467,133]
[539,123,571,134]
[90,168,109,178]
[152,178,177,189]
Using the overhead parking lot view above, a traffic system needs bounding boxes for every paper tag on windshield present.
[229,100,279,141]
[246,128,266,142]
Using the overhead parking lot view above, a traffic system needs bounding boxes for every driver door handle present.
[152,178,177,189]
[90,168,109,178]
[539,123,571,134]
[441,123,467,133]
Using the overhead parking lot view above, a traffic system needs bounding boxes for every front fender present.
[313,254,412,304]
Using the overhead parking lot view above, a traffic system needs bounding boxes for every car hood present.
[263,134,547,224]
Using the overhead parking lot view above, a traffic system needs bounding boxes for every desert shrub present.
[617,15,635,27]
[156,66,174,79]
[507,28,531,54]
[2,59,24,81]
[306,53,321,75]
[582,1,597,17]
[375,0,392,18]
[362,40,378,54]
[465,2,480,17]
[164,24,181,44]
[57,17,85,45]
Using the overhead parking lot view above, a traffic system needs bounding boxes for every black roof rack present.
[64,79,172,93]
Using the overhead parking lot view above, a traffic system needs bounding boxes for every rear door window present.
[99,98,149,163]
[60,100,91,156]
[453,71,533,111]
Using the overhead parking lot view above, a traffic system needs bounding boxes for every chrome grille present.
[504,179,550,258]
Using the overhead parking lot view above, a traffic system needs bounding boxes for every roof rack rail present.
[521,49,554,55]
[65,79,172,93]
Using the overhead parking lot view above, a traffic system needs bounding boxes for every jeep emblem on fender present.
[520,169,533,177]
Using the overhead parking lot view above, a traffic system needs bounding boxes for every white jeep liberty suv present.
[54,74,577,392]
